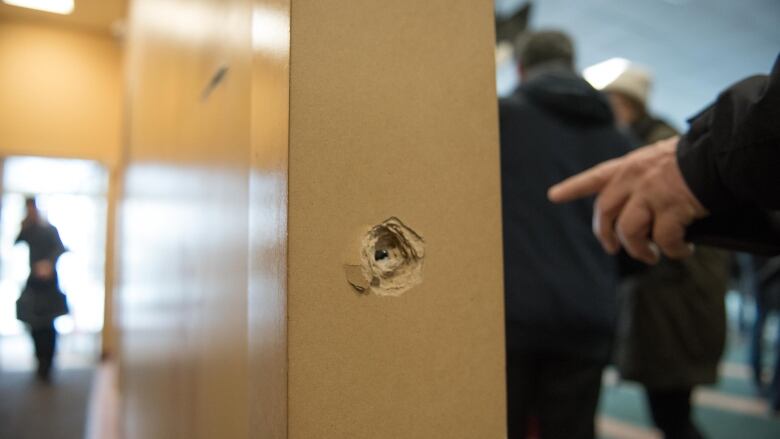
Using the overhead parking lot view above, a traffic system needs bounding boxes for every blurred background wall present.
[0,3,124,164]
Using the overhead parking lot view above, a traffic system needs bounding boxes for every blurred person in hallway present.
[499,30,632,439]
[615,246,729,439]
[603,63,677,144]
[14,196,68,382]
[603,64,731,439]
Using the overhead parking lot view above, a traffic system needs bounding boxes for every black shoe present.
[36,362,52,383]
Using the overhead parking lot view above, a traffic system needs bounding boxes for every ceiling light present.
[582,57,630,90]
[3,0,74,15]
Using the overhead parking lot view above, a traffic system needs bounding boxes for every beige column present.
[120,0,505,437]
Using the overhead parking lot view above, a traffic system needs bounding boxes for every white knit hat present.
[603,64,653,108]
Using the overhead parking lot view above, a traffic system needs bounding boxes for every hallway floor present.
[0,368,94,439]
[0,333,99,439]
[598,299,780,439]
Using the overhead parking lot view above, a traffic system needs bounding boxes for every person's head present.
[24,196,39,221]
[514,30,575,83]
[603,65,652,127]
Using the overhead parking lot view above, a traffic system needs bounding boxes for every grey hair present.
[514,30,575,71]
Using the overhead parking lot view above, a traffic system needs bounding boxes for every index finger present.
[547,158,623,203]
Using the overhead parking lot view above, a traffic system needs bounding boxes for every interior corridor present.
[1,0,779,438]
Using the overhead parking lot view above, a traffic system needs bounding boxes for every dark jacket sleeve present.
[679,54,780,255]
[677,54,780,212]
[48,226,67,262]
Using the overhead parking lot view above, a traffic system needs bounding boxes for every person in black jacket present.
[548,54,780,262]
[500,30,632,439]
[15,196,68,382]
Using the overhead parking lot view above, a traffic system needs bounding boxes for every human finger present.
[652,209,695,260]
[615,196,658,264]
[591,171,635,254]
[592,196,621,254]
[547,158,623,203]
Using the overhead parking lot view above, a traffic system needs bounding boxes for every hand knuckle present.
[617,220,641,240]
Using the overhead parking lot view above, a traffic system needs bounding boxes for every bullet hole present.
[358,217,425,297]
[375,249,389,261]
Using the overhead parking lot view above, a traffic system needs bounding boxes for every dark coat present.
[15,222,68,328]
[679,54,780,255]
[500,70,632,362]
[616,248,730,389]
[16,221,66,267]
[677,54,780,214]
[631,114,678,144]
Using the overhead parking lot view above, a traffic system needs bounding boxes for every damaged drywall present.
[344,217,425,297]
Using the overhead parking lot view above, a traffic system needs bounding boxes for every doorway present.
[0,156,108,371]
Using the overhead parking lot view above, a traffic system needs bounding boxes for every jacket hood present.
[518,71,614,125]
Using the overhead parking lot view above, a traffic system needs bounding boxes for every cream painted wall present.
[0,18,122,166]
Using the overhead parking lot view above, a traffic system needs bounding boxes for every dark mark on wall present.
[201,65,229,101]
